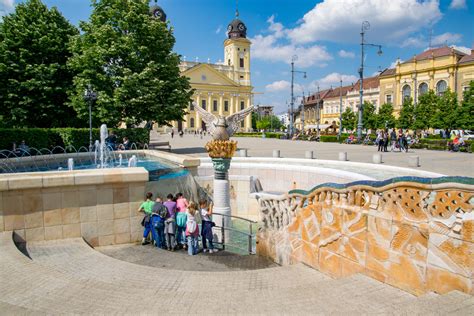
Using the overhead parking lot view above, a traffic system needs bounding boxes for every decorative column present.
[196,94,202,129]
[219,93,224,116]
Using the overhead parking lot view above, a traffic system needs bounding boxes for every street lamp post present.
[290,55,307,138]
[357,21,382,141]
[338,79,343,141]
[301,91,305,133]
[84,85,97,151]
[316,85,320,139]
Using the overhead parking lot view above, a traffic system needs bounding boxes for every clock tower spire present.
[224,6,251,86]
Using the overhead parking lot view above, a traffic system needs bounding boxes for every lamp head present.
[377,46,383,56]
[303,72,307,79]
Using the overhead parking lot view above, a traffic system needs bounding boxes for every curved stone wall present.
[256,176,474,296]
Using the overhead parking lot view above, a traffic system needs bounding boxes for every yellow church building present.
[169,11,253,132]
[379,46,474,116]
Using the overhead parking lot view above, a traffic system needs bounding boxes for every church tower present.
[224,9,251,86]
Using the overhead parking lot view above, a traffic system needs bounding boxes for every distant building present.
[255,105,274,118]
[379,46,474,116]
[168,8,253,132]
[277,113,290,127]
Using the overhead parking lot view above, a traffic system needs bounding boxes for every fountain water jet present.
[128,155,137,167]
[67,158,74,171]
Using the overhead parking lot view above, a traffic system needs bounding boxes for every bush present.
[0,128,150,151]
[319,135,339,142]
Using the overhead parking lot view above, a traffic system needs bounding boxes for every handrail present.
[212,212,258,224]
[210,212,257,255]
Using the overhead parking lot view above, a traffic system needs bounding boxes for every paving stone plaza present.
[0,0,473,314]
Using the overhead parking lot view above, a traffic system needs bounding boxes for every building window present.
[402,84,411,103]
[436,80,447,96]
[213,100,218,112]
[228,59,231,66]
[189,101,194,111]
[201,99,206,110]
[190,118,195,128]
[241,121,244,128]
[240,101,245,110]
[224,100,229,112]
[463,86,469,92]
[239,58,244,68]
[385,95,392,104]
[418,82,428,96]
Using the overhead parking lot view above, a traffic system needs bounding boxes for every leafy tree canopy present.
[397,97,414,129]
[357,101,377,130]
[68,0,193,127]
[341,107,356,131]
[376,103,396,129]
[256,115,283,131]
[456,81,474,130]
[0,0,80,128]
[429,89,457,130]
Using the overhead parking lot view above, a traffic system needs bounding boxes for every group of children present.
[138,192,216,256]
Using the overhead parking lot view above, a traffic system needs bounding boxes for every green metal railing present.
[211,212,258,255]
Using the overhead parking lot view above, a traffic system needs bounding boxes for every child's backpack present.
[187,217,197,234]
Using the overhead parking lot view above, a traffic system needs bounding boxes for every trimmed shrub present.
[0,128,149,151]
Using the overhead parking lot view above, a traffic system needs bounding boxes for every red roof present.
[459,51,474,64]
[349,76,380,92]
[404,46,466,63]
[379,68,395,77]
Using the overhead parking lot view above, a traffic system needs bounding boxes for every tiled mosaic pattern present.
[257,177,474,295]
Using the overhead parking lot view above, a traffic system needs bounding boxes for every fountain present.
[99,124,108,168]
[128,155,137,167]
[119,154,123,166]
[94,140,100,165]
[194,102,255,232]
[67,158,74,171]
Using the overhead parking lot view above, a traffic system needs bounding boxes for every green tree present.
[68,0,193,127]
[413,90,437,130]
[376,103,396,129]
[356,101,377,130]
[251,112,258,130]
[456,81,474,130]
[0,0,80,128]
[430,89,458,130]
[341,107,356,131]
[256,115,283,131]
[397,98,414,129]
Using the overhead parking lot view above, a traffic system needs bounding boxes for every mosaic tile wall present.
[257,177,474,295]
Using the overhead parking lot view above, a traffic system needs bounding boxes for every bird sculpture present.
[193,102,255,141]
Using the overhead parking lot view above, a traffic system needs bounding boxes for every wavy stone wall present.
[257,177,474,296]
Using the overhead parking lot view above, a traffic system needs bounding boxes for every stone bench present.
[148,141,171,151]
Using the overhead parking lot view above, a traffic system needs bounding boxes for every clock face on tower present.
[153,9,162,18]
[238,23,245,31]
[227,25,233,32]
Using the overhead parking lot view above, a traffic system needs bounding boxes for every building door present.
[202,120,207,131]
[177,121,183,132]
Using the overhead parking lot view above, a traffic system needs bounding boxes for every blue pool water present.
[1,156,189,181]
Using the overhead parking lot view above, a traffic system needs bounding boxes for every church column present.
[245,96,252,131]
[208,92,212,114]
[230,94,235,115]
[196,94,202,130]
[219,93,224,116]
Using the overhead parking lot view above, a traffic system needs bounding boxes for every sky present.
[1,0,473,114]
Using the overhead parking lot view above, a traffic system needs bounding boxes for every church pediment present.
[182,63,239,87]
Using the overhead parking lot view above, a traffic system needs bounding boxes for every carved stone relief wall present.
[257,177,474,295]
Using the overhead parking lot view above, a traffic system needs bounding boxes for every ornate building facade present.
[379,46,474,116]
[170,11,253,132]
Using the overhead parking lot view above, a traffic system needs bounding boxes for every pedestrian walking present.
[383,130,389,152]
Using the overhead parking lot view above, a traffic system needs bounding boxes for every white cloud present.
[449,0,467,9]
[0,0,14,17]
[250,16,332,68]
[401,32,462,48]
[265,80,303,93]
[338,50,355,58]
[215,25,222,34]
[309,73,359,90]
[451,45,471,54]
[432,32,462,46]
[287,0,442,44]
